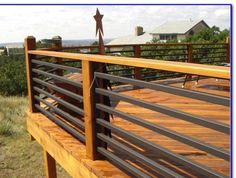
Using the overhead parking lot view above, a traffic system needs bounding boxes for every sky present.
[0,5,231,43]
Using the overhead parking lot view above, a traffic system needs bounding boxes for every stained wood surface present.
[43,149,57,178]
[28,50,230,79]
[27,77,230,178]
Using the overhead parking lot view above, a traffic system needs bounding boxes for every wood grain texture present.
[24,36,37,112]
[28,50,230,79]
[43,149,57,178]
[27,77,230,178]
[82,60,97,160]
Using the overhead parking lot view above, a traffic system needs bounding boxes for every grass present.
[0,95,71,178]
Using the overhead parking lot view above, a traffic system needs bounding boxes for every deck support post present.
[43,149,57,178]
[24,36,38,112]
[134,45,141,80]
[82,60,103,160]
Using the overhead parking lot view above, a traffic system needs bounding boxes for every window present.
[160,34,177,40]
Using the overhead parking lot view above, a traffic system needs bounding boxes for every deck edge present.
[26,112,99,178]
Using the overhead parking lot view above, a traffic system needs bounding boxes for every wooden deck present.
[27,77,230,178]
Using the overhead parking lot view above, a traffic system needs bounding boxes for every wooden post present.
[52,35,62,50]
[52,36,63,76]
[43,149,57,178]
[187,44,193,63]
[82,60,101,160]
[24,36,38,113]
[226,36,230,63]
[183,44,193,88]
[133,45,141,80]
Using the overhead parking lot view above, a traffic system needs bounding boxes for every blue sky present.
[0,5,230,43]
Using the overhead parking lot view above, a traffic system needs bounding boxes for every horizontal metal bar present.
[97,133,184,178]
[193,56,226,59]
[141,53,187,58]
[34,86,84,116]
[95,72,229,106]
[97,104,229,161]
[35,104,85,143]
[96,119,227,178]
[32,68,82,88]
[96,88,229,134]
[97,147,151,178]
[32,59,82,73]
[193,51,226,55]
[193,47,226,50]
[35,95,84,130]
[106,50,135,53]
[141,48,187,52]
[33,78,83,102]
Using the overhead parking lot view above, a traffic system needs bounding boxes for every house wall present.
[185,21,208,36]
[152,21,209,42]
[152,34,160,40]
[177,34,186,41]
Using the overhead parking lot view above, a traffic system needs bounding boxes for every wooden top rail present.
[29,50,230,79]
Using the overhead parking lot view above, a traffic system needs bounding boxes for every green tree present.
[184,26,229,43]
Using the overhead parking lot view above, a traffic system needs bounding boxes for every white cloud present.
[0,5,230,43]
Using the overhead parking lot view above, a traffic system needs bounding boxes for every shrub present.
[0,55,27,96]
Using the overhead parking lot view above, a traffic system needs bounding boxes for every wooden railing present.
[25,36,230,178]
[40,37,230,82]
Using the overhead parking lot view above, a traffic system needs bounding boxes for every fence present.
[25,36,230,178]
[41,38,230,83]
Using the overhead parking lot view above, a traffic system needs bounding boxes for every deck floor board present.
[27,77,230,178]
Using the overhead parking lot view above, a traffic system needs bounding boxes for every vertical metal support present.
[43,149,57,178]
[226,36,230,63]
[82,60,102,160]
[52,36,63,76]
[134,45,141,80]
[183,44,193,88]
[24,36,38,112]
[187,44,193,63]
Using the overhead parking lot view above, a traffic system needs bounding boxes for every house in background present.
[150,20,209,42]
[5,43,24,56]
[107,20,209,45]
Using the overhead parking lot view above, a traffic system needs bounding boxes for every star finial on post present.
[94,8,104,36]
[94,8,105,55]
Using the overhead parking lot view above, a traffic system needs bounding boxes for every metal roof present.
[150,20,208,34]
[107,32,153,45]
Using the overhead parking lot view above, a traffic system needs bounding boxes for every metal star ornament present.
[94,8,104,36]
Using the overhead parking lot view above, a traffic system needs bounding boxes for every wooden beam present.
[24,36,37,112]
[43,149,57,178]
[28,50,230,79]
[82,60,98,160]
[27,113,98,178]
